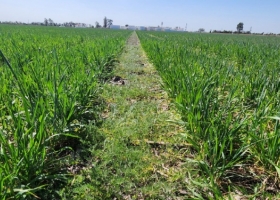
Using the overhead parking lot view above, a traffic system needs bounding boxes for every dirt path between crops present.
[126,32,140,45]
[85,32,190,199]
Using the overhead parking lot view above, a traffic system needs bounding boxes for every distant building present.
[75,23,87,28]
[162,27,172,32]
[110,25,120,29]
[120,26,128,30]
[173,27,184,32]
[147,26,158,31]
[136,26,146,31]
[117,24,186,32]
[127,25,136,30]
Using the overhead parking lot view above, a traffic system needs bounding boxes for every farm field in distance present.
[1,24,280,199]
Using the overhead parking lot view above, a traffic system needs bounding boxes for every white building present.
[162,27,172,32]
[117,24,186,32]
[120,26,128,30]
[147,26,158,31]
[75,23,87,28]
[128,25,136,30]
[173,27,185,32]
[136,26,146,31]
[110,25,120,29]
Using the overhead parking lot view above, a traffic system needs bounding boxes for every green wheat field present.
[1,24,280,199]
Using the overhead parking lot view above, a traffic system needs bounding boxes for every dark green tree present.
[107,19,113,28]
[95,21,101,28]
[103,17,107,28]
[198,28,205,33]
[237,22,244,33]
[48,18,54,26]
[44,18,48,26]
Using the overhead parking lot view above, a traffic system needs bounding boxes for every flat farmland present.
[1,25,280,199]
[138,31,280,199]
[0,25,131,199]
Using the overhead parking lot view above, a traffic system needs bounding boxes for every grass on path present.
[63,32,191,199]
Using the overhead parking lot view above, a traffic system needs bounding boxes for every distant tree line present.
[1,20,279,35]
[211,30,252,34]
[208,22,280,36]
[0,16,113,29]
[210,30,278,36]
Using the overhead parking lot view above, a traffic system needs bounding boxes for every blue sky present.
[1,0,279,33]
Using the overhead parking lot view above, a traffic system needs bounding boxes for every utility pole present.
[185,23,187,32]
